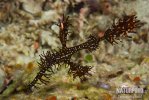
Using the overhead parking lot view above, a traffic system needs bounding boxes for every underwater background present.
[0,0,149,100]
